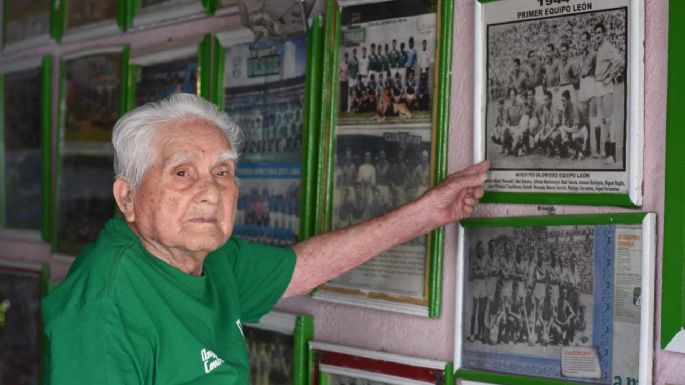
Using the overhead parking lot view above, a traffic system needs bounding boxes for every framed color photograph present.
[244,311,313,385]
[52,0,125,42]
[454,213,655,385]
[0,56,52,241]
[310,341,455,385]
[127,0,207,30]
[0,258,49,385]
[2,0,52,50]
[218,12,323,245]
[474,0,644,206]
[53,47,128,256]
[312,0,454,317]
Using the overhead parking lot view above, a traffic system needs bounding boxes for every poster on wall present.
[55,0,122,42]
[55,48,126,256]
[313,0,453,318]
[2,0,51,49]
[474,0,644,207]
[0,259,48,385]
[454,213,655,385]
[219,29,308,247]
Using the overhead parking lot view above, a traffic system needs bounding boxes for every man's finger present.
[447,160,491,179]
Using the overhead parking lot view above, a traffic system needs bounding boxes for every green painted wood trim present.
[50,0,66,41]
[0,73,5,225]
[117,0,129,31]
[319,372,330,385]
[661,0,685,349]
[461,212,647,228]
[444,362,455,385]
[300,16,324,241]
[482,191,636,207]
[293,315,314,385]
[213,36,224,107]
[120,45,131,117]
[203,0,217,16]
[51,59,66,250]
[41,56,53,242]
[427,0,455,319]
[199,34,221,106]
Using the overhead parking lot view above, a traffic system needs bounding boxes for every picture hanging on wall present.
[0,56,52,241]
[216,12,323,246]
[312,0,454,318]
[0,259,49,385]
[2,0,52,50]
[244,311,313,385]
[52,0,125,42]
[454,213,655,385]
[127,0,208,30]
[473,0,644,207]
[53,47,129,256]
[310,341,455,385]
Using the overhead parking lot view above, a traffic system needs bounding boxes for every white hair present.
[112,93,243,190]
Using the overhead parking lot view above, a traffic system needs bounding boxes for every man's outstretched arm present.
[284,160,490,297]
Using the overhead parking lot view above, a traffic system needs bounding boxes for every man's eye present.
[176,170,187,177]
[216,170,231,177]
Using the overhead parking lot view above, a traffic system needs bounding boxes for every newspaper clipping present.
[477,0,632,196]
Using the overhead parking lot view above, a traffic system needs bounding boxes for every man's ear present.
[113,177,135,222]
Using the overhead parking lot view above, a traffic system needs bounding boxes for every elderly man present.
[42,94,488,384]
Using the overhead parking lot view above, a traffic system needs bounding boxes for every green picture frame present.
[474,0,644,207]
[215,15,324,245]
[244,311,314,385]
[51,0,126,42]
[454,213,655,385]
[313,0,454,318]
[309,341,455,385]
[661,0,685,353]
[52,46,130,256]
[0,56,53,241]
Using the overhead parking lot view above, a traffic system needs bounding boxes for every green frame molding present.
[661,0,685,350]
[456,212,654,385]
[315,0,453,318]
[199,33,222,106]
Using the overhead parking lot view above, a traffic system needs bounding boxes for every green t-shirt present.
[42,218,296,385]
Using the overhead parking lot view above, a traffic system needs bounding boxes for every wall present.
[1,0,682,383]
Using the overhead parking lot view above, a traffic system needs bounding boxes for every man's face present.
[545,95,552,108]
[562,95,570,108]
[560,45,569,61]
[130,119,238,258]
[594,27,605,44]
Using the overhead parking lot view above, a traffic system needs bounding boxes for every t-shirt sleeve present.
[43,298,149,385]
[226,238,297,323]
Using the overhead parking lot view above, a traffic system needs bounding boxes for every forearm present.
[284,198,433,297]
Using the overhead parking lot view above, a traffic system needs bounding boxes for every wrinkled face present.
[132,118,238,256]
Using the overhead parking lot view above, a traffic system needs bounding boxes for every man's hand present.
[284,160,490,297]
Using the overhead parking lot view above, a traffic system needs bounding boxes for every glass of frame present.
[2,0,52,51]
[52,0,125,43]
[474,0,644,207]
[244,311,313,385]
[661,0,685,353]
[127,0,208,30]
[313,0,454,318]
[310,341,455,385]
[0,258,49,385]
[217,14,323,246]
[0,56,52,241]
[454,213,655,385]
[53,47,128,256]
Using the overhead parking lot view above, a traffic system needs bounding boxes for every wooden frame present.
[474,0,644,207]
[0,258,49,385]
[661,0,685,353]
[2,0,52,51]
[454,213,655,385]
[310,341,455,385]
[244,311,314,385]
[216,15,324,245]
[0,56,53,242]
[52,47,129,256]
[312,0,454,318]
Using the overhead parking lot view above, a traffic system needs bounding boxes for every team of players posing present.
[339,37,432,119]
[467,239,589,348]
[491,22,624,163]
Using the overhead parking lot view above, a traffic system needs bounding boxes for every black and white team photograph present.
[484,6,627,171]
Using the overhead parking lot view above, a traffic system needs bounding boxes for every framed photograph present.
[454,213,655,385]
[217,13,323,245]
[474,0,644,207]
[312,0,454,317]
[127,0,207,30]
[310,341,455,385]
[661,0,685,353]
[0,258,49,385]
[52,0,125,43]
[53,47,128,256]
[244,311,313,385]
[2,0,52,51]
[0,57,52,241]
